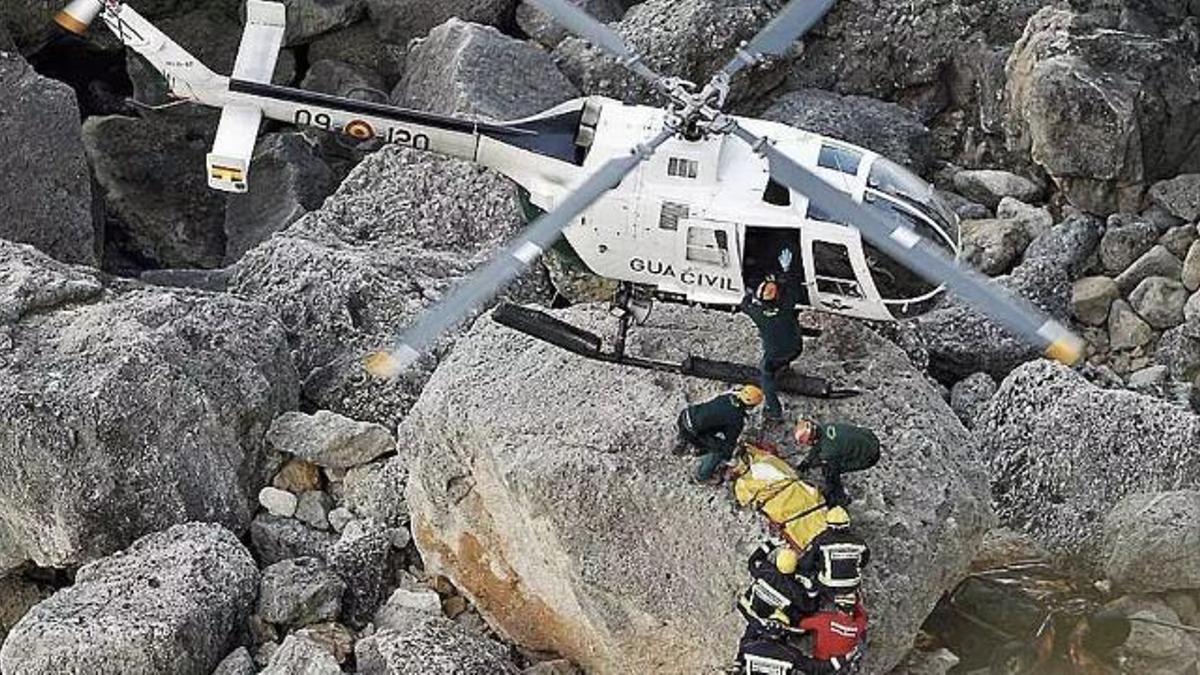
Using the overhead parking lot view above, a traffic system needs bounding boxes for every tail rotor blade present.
[366,126,676,378]
[727,122,1084,366]
[528,0,662,85]
[718,0,836,81]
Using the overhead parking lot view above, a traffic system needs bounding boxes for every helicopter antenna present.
[527,0,666,89]
[365,126,677,378]
[724,120,1083,365]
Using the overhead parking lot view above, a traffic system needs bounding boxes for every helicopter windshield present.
[861,158,961,318]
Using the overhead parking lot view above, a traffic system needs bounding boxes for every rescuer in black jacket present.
[796,506,871,598]
[674,385,763,482]
[740,274,802,422]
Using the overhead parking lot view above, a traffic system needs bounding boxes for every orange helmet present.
[735,385,764,407]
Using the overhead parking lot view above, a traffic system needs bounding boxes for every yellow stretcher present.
[732,443,829,551]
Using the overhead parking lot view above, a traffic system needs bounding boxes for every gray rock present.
[0,576,51,644]
[268,410,395,469]
[375,588,443,628]
[996,197,1053,240]
[301,58,387,99]
[1149,174,1200,223]
[249,514,338,566]
[915,256,1070,381]
[224,133,337,264]
[308,20,407,88]
[328,507,355,532]
[356,617,519,674]
[0,243,297,570]
[1130,276,1189,329]
[978,361,1200,565]
[1116,245,1183,295]
[296,490,334,530]
[761,88,934,176]
[365,0,514,44]
[274,0,366,45]
[1183,240,1200,292]
[398,306,992,672]
[1109,298,1155,351]
[952,170,1042,209]
[229,144,550,428]
[1103,491,1200,593]
[395,19,577,122]
[1154,324,1200,385]
[258,556,346,626]
[329,518,395,627]
[516,0,624,49]
[523,659,581,675]
[1188,291,1200,325]
[960,218,1031,276]
[891,648,960,675]
[0,52,95,265]
[949,372,998,430]
[1021,213,1103,278]
[1128,365,1170,388]
[1109,597,1200,675]
[259,487,299,518]
[0,523,258,675]
[1072,276,1119,327]
[212,647,256,675]
[261,634,342,675]
[1100,221,1160,275]
[343,460,409,527]
[1160,224,1197,261]
[553,0,785,107]
[938,191,990,221]
[295,621,355,664]
[82,112,228,270]
[1004,8,1200,215]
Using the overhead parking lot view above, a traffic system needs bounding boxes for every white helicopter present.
[56,0,1083,395]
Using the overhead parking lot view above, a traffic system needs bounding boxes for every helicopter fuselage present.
[73,0,960,323]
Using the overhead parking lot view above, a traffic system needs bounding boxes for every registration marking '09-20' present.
[293,110,430,150]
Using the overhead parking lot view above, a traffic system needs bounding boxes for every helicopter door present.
[800,225,890,320]
[678,219,742,302]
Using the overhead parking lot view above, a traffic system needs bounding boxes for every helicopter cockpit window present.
[860,191,955,315]
[817,144,862,175]
[762,178,791,206]
[811,241,863,298]
[867,157,958,237]
[667,157,699,179]
[686,226,729,266]
[659,201,689,230]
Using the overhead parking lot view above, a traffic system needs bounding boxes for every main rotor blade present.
[718,0,836,81]
[365,126,676,379]
[727,122,1083,366]
[528,0,662,85]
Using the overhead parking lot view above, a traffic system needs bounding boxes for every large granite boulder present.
[228,144,550,428]
[517,0,625,49]
[0,51,95,266]
[761,88,934,176]
[978,360,1200,565]
[553,0,785,106]
[272,0,366,45]
[1101,490,1200,594]
[0,241,298,570]
[223,132,337,264]
[82,112,228,271]
[1004,7,1200,215]
[0,523,259,675]
[395,19,579,122]
[389,305,992,673]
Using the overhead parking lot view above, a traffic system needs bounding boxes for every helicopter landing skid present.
[492,303,859,400]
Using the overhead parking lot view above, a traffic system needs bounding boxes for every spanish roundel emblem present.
[345,119,375,140]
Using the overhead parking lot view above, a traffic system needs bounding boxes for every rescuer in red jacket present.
[797,595,868,670]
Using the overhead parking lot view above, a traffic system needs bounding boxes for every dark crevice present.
[25,30,135,119]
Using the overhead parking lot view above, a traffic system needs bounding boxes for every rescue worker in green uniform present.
[674,385,763,483]
[740,275,802,422]
[793,420,881,507]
